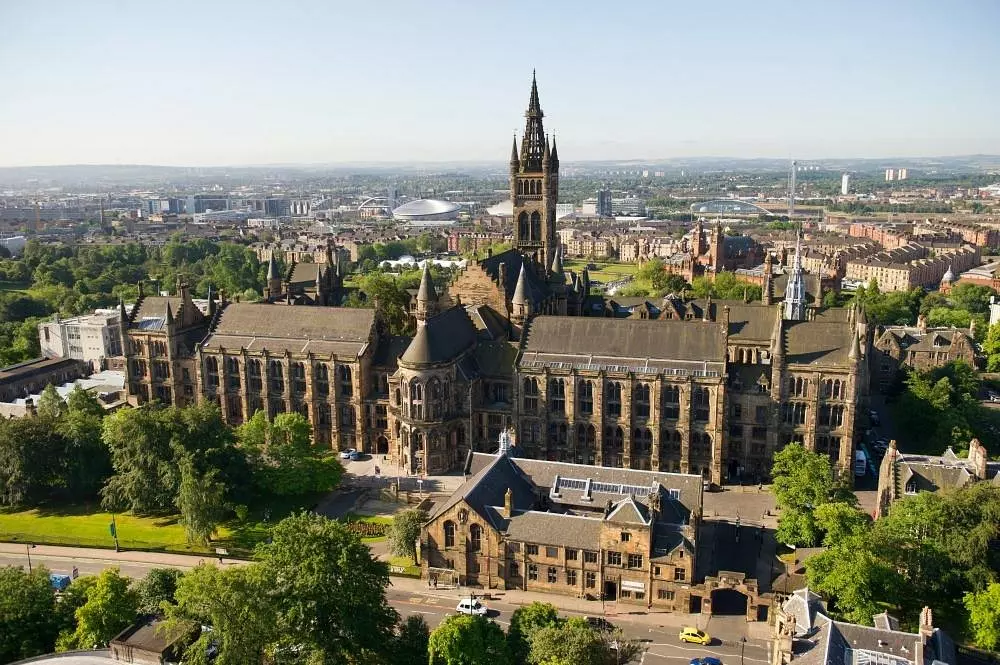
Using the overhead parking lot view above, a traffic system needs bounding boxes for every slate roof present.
[519,316,727,374]
[289,262,321,287]
[467,453,703,523]
[372,335,412,368]
[473,341,518,378]
[400,306,478,367]
[772,271,821,304]
[479,249,550,307]
[465,304,508,340]
[493,509,605,550]
[878,327,974,354]
[606,496,651,525]
[429,453,537,525]
[778,589,956,665]
[200,304,374,357]
[130,296,184,331]
[784,321,856,367]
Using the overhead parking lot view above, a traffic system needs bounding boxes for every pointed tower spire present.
[165,300,174,326]
[415,261,437,327]
[510,136,520,166]
[849,330,861,360]
[119,297,128,322]
[511,262,532,326]
[783,227,806,321]
[267,254,279,280]
[520,71,546,171]
[550,243,564,278]
[550,135,559,167]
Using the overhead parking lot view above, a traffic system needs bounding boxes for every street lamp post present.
[741,636,747,665]
[25,543,35,573]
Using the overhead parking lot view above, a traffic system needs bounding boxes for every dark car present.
[690,658,723,665]
[585,616,616,633]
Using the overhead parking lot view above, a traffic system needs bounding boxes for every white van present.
[854,450,867,477]
[456,598,488,616]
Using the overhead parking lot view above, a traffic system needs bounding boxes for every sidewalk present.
[0,543,245,568]
[386,575,773,645]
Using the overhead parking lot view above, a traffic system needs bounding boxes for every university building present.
[117,74,865,484]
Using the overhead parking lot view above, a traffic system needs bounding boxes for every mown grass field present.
[0,492,330,557]
[562,259,640,283]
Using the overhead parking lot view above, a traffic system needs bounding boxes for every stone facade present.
[872,319,978,391]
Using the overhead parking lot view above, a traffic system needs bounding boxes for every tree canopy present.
[772,443,857,546]
[0,565,59,663]
[428,614,511,665]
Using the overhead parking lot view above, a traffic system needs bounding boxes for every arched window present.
[291,362,306,395]
[517,212,528,242]
[469,524,482,552]
[247,359,262,393]
[410,380,423,420]
[338,365,353,397]
[548,378,565,413]
[634,384,650,418]
[316,364,330,397]
[444,521,456,548]
[663,385,680,419]
[530,211,541,241]
[205,356,219,389]
[693,387,710,422]
[269,360,284,393]
[606,381,622,417]
[578,380,593,414]
[523,377,539,412]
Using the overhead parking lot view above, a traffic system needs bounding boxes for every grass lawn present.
[342,513,392,543]
[0,505,230,555]
[562,259,640,283]
[386,554,420,577]
[0,492,329,558]
[0,281,28,294]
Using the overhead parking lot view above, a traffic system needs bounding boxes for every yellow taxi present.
[679,626,711,645]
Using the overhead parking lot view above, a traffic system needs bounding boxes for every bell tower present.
[511,71,559,273]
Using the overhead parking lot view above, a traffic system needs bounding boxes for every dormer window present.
[905,479,917,495]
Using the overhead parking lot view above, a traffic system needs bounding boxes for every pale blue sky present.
[1,0,998,167]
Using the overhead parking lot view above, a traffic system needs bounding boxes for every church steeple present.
[511,71,559,275]
[783,227,807,321]
[519,70,546,172]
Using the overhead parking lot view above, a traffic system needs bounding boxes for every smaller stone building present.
[421,449,707,612]
[872,317,978,391]
[0,357,90,402]
[875,438,1000,518]
[771,589,954,665]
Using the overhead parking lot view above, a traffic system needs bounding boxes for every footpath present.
[0,542,245,569]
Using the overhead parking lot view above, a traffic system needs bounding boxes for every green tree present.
[175,457,227,545]
[949,282,996,314]
[806,534,902,626]
[236,411,342,496]
[814,502,871,546]
[507,601,560,664]
[132,568,184,615]
[54,575,97,638]
[772,443,855,546]
[164,564,276,665]
[62,568,138,649]
[388,508,428,565]
[428,614,511,665]
[392,614,432,665]
[0,565,59,663]
[100,405,177,512]
[965,583,1000,651]
[37,384,66,420]
[528,617,606,665]
[984,323,1000,372]
[255,512,399,662]
[0,415,66,506]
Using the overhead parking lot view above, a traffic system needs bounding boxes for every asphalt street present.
[1,549,770,665]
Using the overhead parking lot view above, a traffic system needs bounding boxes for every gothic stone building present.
[119,74,864,485]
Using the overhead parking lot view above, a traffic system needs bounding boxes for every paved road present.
[1,550,770,664]
[385,587,770,665]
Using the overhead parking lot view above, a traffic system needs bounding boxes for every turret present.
[266,254,281,299]
[762,253,774,305]
[550,136,559,169]
[511,262,532,326]
[509,136,520,176]
[415,261,437,327]
[165,300,175,327]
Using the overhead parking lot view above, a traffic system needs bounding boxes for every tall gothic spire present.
[509,136,520,169]
[520,71,546,171]
[783,226,807,321]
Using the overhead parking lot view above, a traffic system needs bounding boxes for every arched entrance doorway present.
[376,435,389,455]
[710,588,748,616]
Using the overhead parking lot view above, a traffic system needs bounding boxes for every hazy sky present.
[2,0,999,167]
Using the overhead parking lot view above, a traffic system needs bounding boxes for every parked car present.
[339,448,357,459]
[49,574,72,591]
[348,451,363,461]
[990,393,1000,403]
[690,658,723,665]
[456,598,488,616]
[679,627,711,645]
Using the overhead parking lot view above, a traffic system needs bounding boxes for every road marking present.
[645,643,768,663]
[408,597,425,603]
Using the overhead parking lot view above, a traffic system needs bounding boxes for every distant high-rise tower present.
[885,168,896,182]
[596,189,613,217]
[897,168,908,180]
[788,160,797,217]
[510,71,559,272]
[841,173,851,196]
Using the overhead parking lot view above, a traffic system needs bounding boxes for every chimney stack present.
[504,488,513,518]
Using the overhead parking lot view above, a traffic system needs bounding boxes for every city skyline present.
[2,0,999,167]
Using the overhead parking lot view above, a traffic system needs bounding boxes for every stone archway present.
[700,571,767,621]
[710,588,748,616]
[376,435,389,455]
